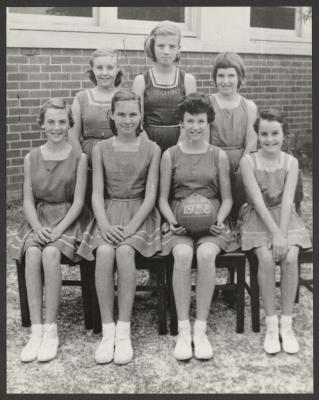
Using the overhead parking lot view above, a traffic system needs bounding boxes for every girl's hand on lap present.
[49,227,63,242]
[170,222,187,236]
[209,221,225,236]
[100,224,125,245]
[272,232,288,261]
[34,227,52,245]
[122,225,137,240]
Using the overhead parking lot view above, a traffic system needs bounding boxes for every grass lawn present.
[6,174,313,394]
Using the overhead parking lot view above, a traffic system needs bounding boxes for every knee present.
[256,248,274,270]
[116,245,135,272]
[283,248,298,269]
[42,246,60,267]
[197,245,219,268]
[96,245,115,270]
[173,246,193,270]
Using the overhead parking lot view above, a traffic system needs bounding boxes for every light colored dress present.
[240,151,312,250]
[161,144,240,255]
[77,135,162,260]
[9,147,89,262]
[143,68,186,153]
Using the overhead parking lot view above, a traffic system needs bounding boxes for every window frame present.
[249,6,304,42]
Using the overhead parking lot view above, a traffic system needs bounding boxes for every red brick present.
[32,139,46,147]
[10,175,24,183]
[20,99,41,107]
[52,56,72,64]
[9,124,31,133]
[7,82,19,90]
[21,132,41,140]
[29,73,50,81]
[71,56,90,64]
[7,100,19,108]
[62,49,82,55]
[41,65,62,73]
[7,167,22,175]
[7,55,29,64]
[9,108,30,116]
[64,81,81,89]
[21,48,42,56]
[20,64,41,73]
[29,90,50,98]
[62,65,82,72]
[29,56,51,64]
[45,49,62,55]
[7,48,20,55]
[10,140,32,149]
[41,81,62,89]
[6,150,21,158]
[7,65,19,73]
[7,73,29,81]
[51,90,70,97]
[7,90,29,99]
[20,82,41,90]
[51,73,70,81]
[7,133,20,141]
[11,158,25,166]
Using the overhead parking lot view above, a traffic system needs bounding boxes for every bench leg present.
[249,255,260,332]
[155,260,168,335]
[166,257,178,336]
[294,260,301,304]
[79,261,93,330]
[235,261,245,333]
[88,262,102,334]
[16,260,31,327]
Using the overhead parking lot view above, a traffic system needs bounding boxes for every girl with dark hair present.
[240,109,311,355]
[77,89,161,365]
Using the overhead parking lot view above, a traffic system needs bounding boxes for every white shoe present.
[20,335,43,363]
[37,332,59,362]
[264,330,281,354]
[280,329,299,354]
[95,336,115,364]
[193,333,213,360]
[173,333,192,361]
[114,336,133,365]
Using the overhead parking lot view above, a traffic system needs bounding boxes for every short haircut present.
[87,48,123,87]
[38,97,74,127]
[144,20,181,62]
[110,89,143,136]
[178,92,215,123]
[254,109,289,136]
[212,52,246,89]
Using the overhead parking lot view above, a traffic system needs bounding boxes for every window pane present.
[9,7,92,17]
[250,7,295,30]
[117,7,184,22]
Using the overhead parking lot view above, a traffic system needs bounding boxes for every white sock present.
[265,315,279,332]
[102,322,115,338]
[178,319,191,335]
[193,319,207,336]
[31,324,43,336]
[280,315,293,331]
[43,322,58,337]
[116,321,131,338]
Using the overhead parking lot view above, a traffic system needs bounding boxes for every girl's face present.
[111,100,141,137]
[42,108,69,144]
[182,112,209,143]
[92,55,118,89]
[215,67,239,96]
[258,119,284,154]
[154,34,179,65]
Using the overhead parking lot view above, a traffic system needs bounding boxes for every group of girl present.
[9,20,311,365]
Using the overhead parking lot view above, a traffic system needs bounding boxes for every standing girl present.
[133,20,197,153]
[9,98,88,362]
[240,109,312,354]
[77,90,161,365]
[159,93,239,361]
[209,52,257,217]
[68,48,122,203]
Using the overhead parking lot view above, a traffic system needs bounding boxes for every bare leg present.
[281,246,299,315]
[95,244,116,323]
[196,242,220,321]
[171,244,193,321]
[255,246,276,316]
[42,246,61,324]
[25,246,43,324]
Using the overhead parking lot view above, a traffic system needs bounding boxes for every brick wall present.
[6,47,312,201]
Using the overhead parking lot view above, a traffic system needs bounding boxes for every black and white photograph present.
[5,4,313,394]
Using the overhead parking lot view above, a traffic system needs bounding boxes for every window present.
[250,7,302,40]
[9,7,93,17]
[117,7,185,23]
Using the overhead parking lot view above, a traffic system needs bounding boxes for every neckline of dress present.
[178,142,210,155]
[88,88,113,105]
[213,93,242,110]
[150,68,179,88]
[111,136,143,152]
[40,145,72,161]
[255,151,284,171]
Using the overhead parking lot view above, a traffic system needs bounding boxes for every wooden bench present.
[246,248,313,332]
[88,254,168,335]
[166,251,247,335]
[16,256,93,330]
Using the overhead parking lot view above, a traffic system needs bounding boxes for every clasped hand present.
[101,224,136,245]
[272,231,288,261]
[34,226,63,245]
[209,221,225,236]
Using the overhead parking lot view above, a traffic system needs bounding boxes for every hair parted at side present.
[144,20,181,62]
[110,89,143,136]
[87,48,123,87]
[212,52,246,89]
[254,109,289,136]
[38,97,74,127]
[177,92,215,123]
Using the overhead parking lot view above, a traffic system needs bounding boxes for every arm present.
[280,156,299,237]
[240,155,287,259]
[122,145,161,238]
[68,95,84,154]
[49,154,88,241]
[91,145,125,244]
[243,99,257,154]
[132,74,145,129]
[209,150,233,235]
[158,150,186,235]
[23,154,51,244]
